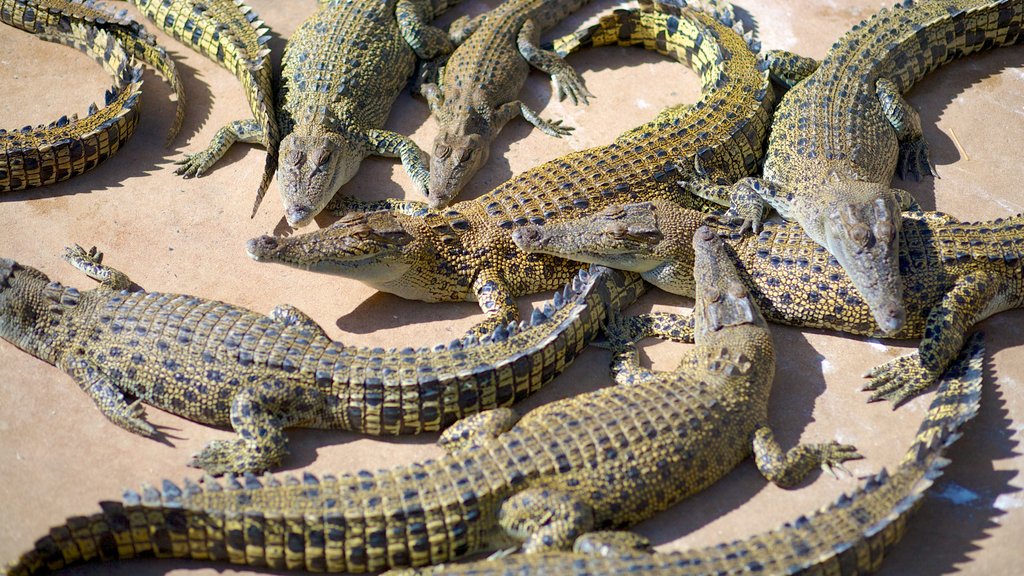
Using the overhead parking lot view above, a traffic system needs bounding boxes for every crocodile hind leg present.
[684,175,775,234]
[438,408,519,453]
[60,354,158,438]
[495,99,574,138]
[175,119,267,178]
[751,424,862,487]
[268,304,329,338]
[763,49,820,89]
[876,78,937,181]
[497,487,595,553]
[62,245,133,290]
[518,18,593,106]
[471,271,520,337]
[189,379,321,474]
[864,270,1002,407]
[395,0,454,59]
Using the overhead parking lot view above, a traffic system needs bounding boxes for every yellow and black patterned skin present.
[0,245,645,475]
[248,0,776,336]
[512,198,1024,405]
[0,21,142,191]
[125,0,279,211]
[421,0,595,207]
[394,332,987,576]
[691,0,1024,336]
[0,226,860,575]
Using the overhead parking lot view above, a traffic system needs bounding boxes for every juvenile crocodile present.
[0,244,644,474]
[248,0,775,335]
[175,0,459,226]
[124,0,279,207]
[687,0,1024,335]
[0,21,143,192]
[2,0,185,143]
[420,0,594,207]
[0,225,859,575]
[393,331,987,576]
[511,198,1024,405]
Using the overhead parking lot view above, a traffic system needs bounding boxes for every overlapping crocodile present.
[0,224,860,575]
[686,0,1024,335]
[393,331,987,576]
[174,0,460,226]
[512,198,1024,405]
[1,0,185,191]
[0,243,644,474]
[124,0,279,207]
[248,0,775,336]
[420,0,594,207]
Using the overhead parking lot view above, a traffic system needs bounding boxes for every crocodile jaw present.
[277,133,365,228]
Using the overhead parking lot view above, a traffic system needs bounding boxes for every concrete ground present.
[1,0,1022,573]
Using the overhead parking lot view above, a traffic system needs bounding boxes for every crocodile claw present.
[863,352,937,408]
[174,152,215,178]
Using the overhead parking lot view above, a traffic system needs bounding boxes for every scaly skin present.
[175,0,460,226]
[421,0,594,207]
[512,198,1024,405]
[1,0,185,145]
[124,0,279,212]
[0,225,859,575]
[689,0,1024,335]
[0,21,143,192]
[0,246,646,475]
[247,0,775,336]
[393,331,987,576]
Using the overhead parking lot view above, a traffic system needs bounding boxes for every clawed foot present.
[896,139,938,182]
[62,244,103,266]
[116,398,159,438]
[818,441,863,478]
[189,438,281,475]
[863,352,937,408]
[174,151,216,178]
[539,118,575,138]
[552,68,593,106]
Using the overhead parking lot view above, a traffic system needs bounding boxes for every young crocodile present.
[393,331,987,576]
[124,0,279,207]
[688,0,1024,335]
[420,0,594,207]
[175,0,458,226]
[0,20,143,192]
[511,198,1024,405]
[0,244,644,475]
[0,225,859,574]
[247,0,775,336]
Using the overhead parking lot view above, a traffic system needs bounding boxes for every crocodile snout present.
[511,226,544,250]
[875,302,906,335]
[246,235,279,260]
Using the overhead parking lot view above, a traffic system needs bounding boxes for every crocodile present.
[0,243,645,474]
[391,331,987,576]
[511,198,1024,405]
[247,0,775,336]
[684,0,1024,336]
[0,224,860,575]
[0,21,143,192]
[1,0,185,143]
[420,0,594,207]
[173,0,459,226]
[123,0,279,210]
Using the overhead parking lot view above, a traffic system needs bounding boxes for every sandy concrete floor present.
[1,0,1022,573]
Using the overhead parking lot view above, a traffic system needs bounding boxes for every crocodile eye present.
[459,147,474,163]
[607,222,628,240]
[849,223,872,247]
[435,144,451,159]
[309,149,330,167]
[286,149,304,167]
[875,220,894,243]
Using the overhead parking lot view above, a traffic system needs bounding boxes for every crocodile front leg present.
[60,353,158,438]
[62,245,133,290]
[471,270,519,337]
[751,425,862,487]
[517,18,592,106]
[497,487,595,553]
[876,77,937,181]
[364,127,431,198]
[395,0,454,59]
[175,119,267,178]
[864,269,1003,407]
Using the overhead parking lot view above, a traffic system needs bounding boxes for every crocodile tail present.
[660,332,986,575]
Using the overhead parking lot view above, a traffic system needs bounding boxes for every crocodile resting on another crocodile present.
[512,198,1024,405]
[687,0,1024,335]
[420,0,594,207]
[0,0,185,191]
[248,0,775,336]
[0,225,860,574]
[0,243,644,474]
[393,331,987,576]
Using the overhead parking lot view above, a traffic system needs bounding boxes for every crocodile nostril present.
[246,235,278,258]
[512,227,542,247]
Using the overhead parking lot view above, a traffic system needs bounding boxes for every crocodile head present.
[0,259,59,360]
[246,211,416,285]
[812,186,906,335]
[427,129,488,209]
[513,203,668,271]
[277,132,366,228]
